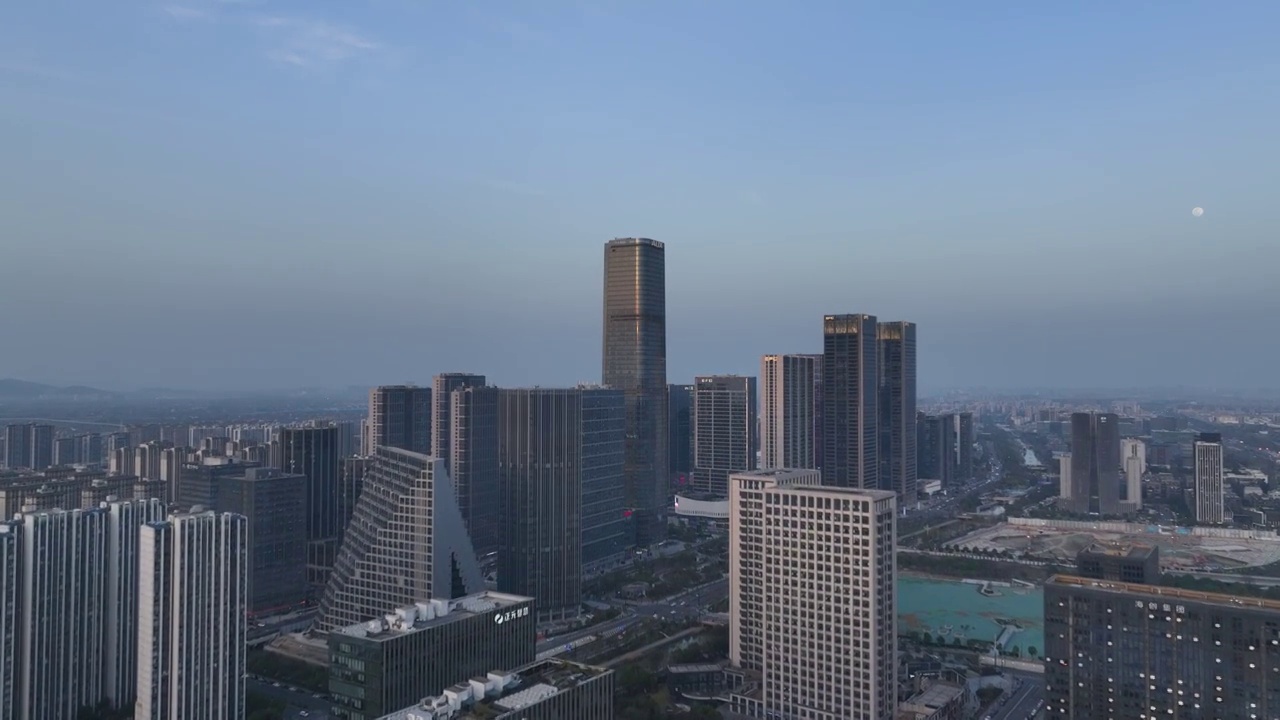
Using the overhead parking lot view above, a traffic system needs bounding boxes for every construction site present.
[945,518,1280,572]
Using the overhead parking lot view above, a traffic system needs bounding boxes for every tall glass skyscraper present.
[877,321,917,506]
[495,387,626,620]
[278,425,342,590]
[822,314,879,489]
[602,238,668,546]
[1068,412,1123,515]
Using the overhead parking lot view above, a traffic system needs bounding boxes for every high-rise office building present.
[338,456,366,540]
[1044,574,1280,720]
[916,412,956,487]
[728,469,897,720]
[667,383,694,485]
[432,373,487,470]
[691,375,758,497]
[602,237,668,546]
[221,468,308,615]
[1067,412,1125,515]
[953,411,974,480]
[135,510,248,720]
[314,447,484,634]
[3,424,54,472]
[496,387,626,618]
[877,321,917,505]
[822,314,879,489]
[1194,432,1224,524]
[444,384,501,555]
[759,354,820,471]
[367,385,431,455]
[278,425,343,589]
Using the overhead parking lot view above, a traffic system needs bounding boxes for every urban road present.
[987,673,1044,720]
[248,678,331,720]
[537,577,730,654]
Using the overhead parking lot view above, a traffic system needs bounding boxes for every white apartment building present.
[135,510,248,720]
[1194,436,1224,524]
[728,469,897,720]
[759,355,820,471]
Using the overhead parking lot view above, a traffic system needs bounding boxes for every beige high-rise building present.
[1121,438,1146,476]
[728,469,897,720]
[1058,453,1072,500]
[759,354,820,471]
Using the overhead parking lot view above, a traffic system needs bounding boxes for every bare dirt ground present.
[946,524,1280,570]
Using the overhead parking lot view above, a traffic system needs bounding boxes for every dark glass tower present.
[877,321,917,506]
[822,314,879,489]
[278,426,342,590]
[602,238,667,546]
[667,384,694,485]
[954,412,974,480]
[916,412,956,487]
[3,423,54,471]
[1068,412,1122,515]
[448,385,501,555]
[496,387,625,620]
[431,373,486,470]
[367,385,431,455]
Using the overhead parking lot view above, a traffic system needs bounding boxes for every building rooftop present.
[899,681,964,712]
[379,659,610,719]
[667,663,724,674]
[606,237,663,248]
[1080,542,1157,559]
[333,591,533,642]
[1049,574,1280,611]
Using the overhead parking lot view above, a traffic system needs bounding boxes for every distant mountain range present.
[0,379,370,403]
[0,379,118,401]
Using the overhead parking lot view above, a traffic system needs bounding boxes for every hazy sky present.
[3,1,1279,393]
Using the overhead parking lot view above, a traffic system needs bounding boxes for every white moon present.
[1192,207,1204,217]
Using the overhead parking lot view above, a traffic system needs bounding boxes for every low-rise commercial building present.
[378,658,614,720]
[328,592,535,720]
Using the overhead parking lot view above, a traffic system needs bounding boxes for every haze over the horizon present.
[3,1,1279,393]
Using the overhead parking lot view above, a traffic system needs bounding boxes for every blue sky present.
[2,0,1279,392]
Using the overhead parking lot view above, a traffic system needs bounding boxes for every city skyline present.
[4,3,1280,392]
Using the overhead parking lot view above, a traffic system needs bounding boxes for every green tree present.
[1027,645,1038,657]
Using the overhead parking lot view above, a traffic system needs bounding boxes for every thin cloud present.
[160,2,383,68]
[253,16,382,67]
[162,5,213,21]
[0,60,82,83]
